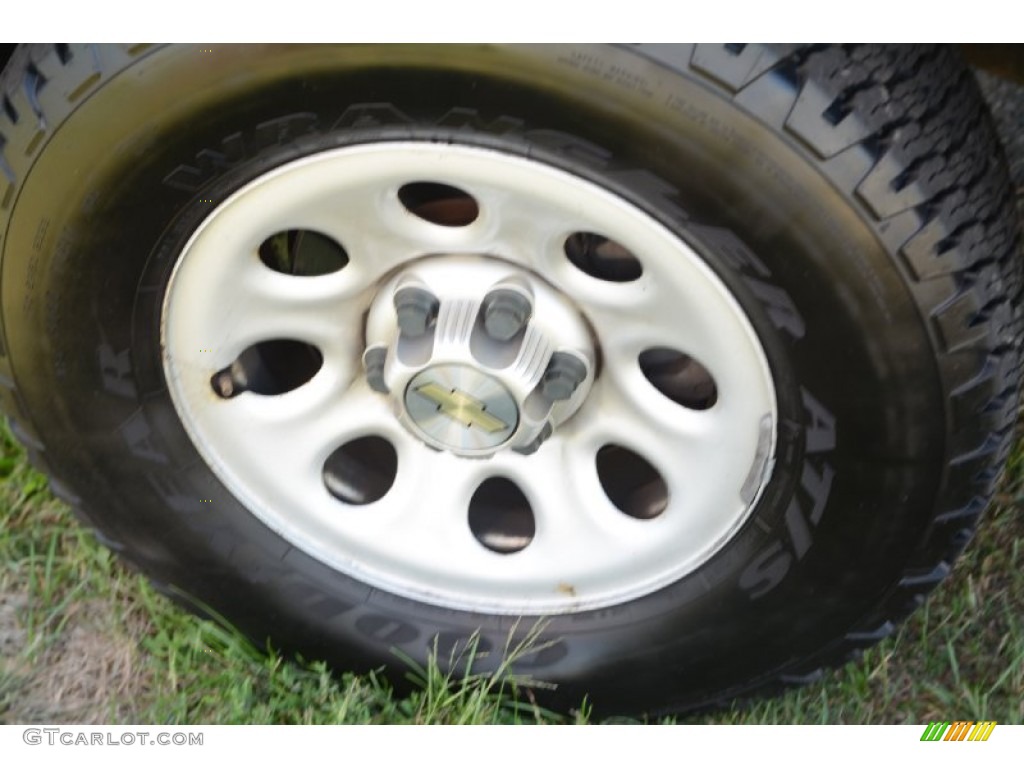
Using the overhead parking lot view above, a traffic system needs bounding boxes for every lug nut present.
[540,352,588,402]
[363,346,389,393]
[482,288,532,342]
[394,286,439,338]
[513,422,552,455]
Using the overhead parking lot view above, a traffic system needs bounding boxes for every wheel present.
[0,44,1019,716]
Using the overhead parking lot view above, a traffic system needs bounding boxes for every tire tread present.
[692,43,1021,698]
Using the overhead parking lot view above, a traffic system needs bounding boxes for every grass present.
[0,418,1021,725]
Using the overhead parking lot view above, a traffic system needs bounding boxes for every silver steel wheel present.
[162,142,777,614]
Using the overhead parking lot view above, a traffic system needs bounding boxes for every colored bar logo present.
[920,721,997,741]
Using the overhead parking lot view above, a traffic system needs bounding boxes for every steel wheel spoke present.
[206,382,398,493]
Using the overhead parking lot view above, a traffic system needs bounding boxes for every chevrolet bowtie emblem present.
[415,382,509,433]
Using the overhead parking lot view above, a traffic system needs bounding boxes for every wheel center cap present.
[405,365,519,451]
[363,255,596,457]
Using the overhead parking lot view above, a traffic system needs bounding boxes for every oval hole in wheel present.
[564,232,642,282]
[469,477,535,554]
[398,181,479,226]
[596,445,668,519]
[323,436,398,505]
[210,339,323,398]
[258,229,349,276]
[639,348,717,410]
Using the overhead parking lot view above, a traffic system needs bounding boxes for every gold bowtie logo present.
[415,382,508,433]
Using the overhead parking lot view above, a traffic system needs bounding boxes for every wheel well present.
[959,44,1024,84]
[0,44,16,73]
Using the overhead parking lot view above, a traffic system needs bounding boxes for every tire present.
[0,44,1020,716]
